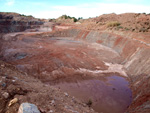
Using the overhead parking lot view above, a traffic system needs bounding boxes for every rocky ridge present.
[0,12,44,33]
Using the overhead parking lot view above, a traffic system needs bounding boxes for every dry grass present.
[107,21,121,27]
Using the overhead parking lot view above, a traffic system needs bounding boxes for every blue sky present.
[0,0,150,19]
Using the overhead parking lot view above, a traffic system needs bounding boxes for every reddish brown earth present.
[0,12,150,113]
[0,61,95,113]
[79,13,150,33]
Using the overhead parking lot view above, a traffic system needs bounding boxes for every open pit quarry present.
[0,12,150,113]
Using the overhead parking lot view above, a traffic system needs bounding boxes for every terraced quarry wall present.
[0,13,44,33]
[46,28,150,112]
[49,29,150,76]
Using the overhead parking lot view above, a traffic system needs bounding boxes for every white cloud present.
[6,0,15,6]
[32,3,150,19]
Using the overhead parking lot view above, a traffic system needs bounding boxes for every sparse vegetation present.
[86,99,93,107]
[116,26,123,30]
[139,27,148,32]
[20,14,33,18]
[117,26,123,29]
[142,13,146,15]
[124,27,130,31]
[58,15,82,22]
[97,22,105,26]
[107,21,121,27]
[78,17,83,20]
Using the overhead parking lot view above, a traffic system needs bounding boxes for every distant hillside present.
[51,15,82,24]
[79,13,150,33]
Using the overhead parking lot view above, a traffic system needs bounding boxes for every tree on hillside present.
[58,15,82,22]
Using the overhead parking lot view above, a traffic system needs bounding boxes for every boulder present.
[18,103,41,113]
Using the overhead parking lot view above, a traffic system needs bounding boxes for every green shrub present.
[78,17,83,20]
[117,26,123,29]
[124,27,130,31]
[58,15,78,22]
[142,13,146,15]
[20,14,33,18]
[72,17,77,22]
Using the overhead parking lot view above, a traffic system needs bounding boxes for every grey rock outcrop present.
[0,12,44,33]
[18,103,41,113]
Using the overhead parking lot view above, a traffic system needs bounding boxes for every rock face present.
[18,103,41,113]
[48,28,150,76]
[0,12,44,33]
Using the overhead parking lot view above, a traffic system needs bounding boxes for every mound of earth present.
[77,13,150,33]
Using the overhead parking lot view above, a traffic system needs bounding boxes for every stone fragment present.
[0,82,6,88]
[64,92,68,97]
[144,104,150,109]
[8,98,18,107]
[18,103,41,113]
[2,77,6,82]
[12,80,16,83]
[49,110,53,113]
[1,64,5,67]
[2,92,9,99]
[51,100,55,105]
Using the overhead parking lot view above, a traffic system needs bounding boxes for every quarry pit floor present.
[0,32,132,113]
